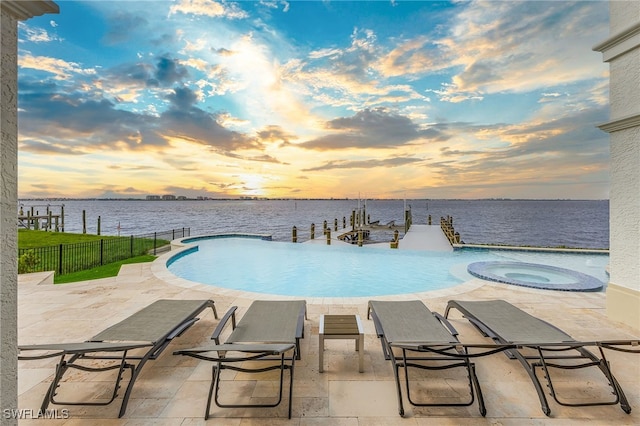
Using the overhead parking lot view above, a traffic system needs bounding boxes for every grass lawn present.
[19,229,158,283]
[18,228,124,247]
[54,255,156,284]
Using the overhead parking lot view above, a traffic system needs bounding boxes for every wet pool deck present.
[17,255,640,425]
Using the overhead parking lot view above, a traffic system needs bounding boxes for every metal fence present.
[18,228,190,276]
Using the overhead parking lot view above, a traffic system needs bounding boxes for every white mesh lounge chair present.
[367,300,511,417]
[445,299,640,416]
[174,300,307,419]
[18,299,217,418]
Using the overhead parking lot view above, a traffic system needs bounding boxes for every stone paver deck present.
[17,261,640,425]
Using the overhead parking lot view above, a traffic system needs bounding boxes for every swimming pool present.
[164,236,609,297]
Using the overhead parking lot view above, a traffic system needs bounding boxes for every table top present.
[320,314,362,335]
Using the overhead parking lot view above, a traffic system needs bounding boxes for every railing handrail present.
[18,228,190,275]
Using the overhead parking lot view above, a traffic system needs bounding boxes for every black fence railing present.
[18,228,190,276]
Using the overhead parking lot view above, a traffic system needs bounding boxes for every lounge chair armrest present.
[414,343,516,358]
[18,342,152,359]
[598,340,640,353]
[433,312,459,339]
[174,343,296,361]
[466,316,496,339]
[177,343,295,354]
[210,306,237,344]
[167,318,199,340]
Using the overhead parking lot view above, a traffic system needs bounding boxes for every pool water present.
[505,273,550,283]
[166,237,609,297]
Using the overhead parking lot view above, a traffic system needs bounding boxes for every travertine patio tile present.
[15,261,640,424]
[328,381,398,417]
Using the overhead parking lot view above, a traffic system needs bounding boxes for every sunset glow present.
[17,0,610,200]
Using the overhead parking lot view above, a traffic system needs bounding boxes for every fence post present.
[154,232,157,255]
[130,235,134,257]
[173,229,175,240]
[58,244,63,275]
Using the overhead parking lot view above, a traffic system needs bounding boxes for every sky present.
[17,0,611,200]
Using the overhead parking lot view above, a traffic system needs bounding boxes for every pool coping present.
[467,260,604,292]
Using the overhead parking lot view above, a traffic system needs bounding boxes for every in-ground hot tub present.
[467,261,604,291]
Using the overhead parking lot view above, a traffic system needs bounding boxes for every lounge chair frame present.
[367,300,510,417]
[19,299,217,418]
[445,299,640,416]
[174,300,307,419]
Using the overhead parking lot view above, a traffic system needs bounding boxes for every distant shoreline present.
[18,197,609,202]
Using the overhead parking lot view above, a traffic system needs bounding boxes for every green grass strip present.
[18,228,123,248]
[54,255,156,284]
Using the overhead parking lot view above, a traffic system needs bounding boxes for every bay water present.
[18,199,609,249]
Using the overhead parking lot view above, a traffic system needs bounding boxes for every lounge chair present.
[445,299,640,416]
[367,300,510,417]
[18,299,217,418]
[174,300,306,419]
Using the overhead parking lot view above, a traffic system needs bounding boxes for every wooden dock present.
[18,204,64,231]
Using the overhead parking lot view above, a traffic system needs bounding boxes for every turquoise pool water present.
[166,237,609,297]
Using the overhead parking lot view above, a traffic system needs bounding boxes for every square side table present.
[319,314,364,373]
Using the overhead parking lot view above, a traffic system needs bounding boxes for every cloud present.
[153,56,190,86]
[19,24,62,43]
[160,86,261,152]
[279,27,430,112]
[169,0,248,19]
[107,164,157,171]
[19,139,87,155]
[377,36,446,78]
[17,79,265,159]
[256,125,298,145]
[302,156,424,171]
[422,105,610,195]
[15,0,610,199]
[18,52,96,80]
[102,10,150,45]
[166,86,200,109]
[434,1,609,101]
[298,108,448,150]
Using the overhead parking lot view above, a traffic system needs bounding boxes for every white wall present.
[0,2,59,422]
[594,1,640,329]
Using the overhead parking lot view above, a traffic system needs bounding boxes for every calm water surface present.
[18,199,609,249]
[167,237,609,297]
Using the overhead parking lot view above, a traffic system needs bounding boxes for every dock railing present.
[440,216,460,245]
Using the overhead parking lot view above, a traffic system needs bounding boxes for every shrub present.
[18,250,40,274]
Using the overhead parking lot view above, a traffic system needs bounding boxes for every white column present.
[0,2,58,422]
[593,2,640,330]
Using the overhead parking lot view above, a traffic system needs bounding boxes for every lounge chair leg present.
[469,363,486,416]
[41,356,69,413]
[528,363,552,416]
[205,363,220,420]
[595,350,632,414]
[118,351,152,418]
[392,351,405,416]
[288,351,296,419]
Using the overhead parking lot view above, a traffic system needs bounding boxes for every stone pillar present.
[1,1,59,421]
[593,1,640,330]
